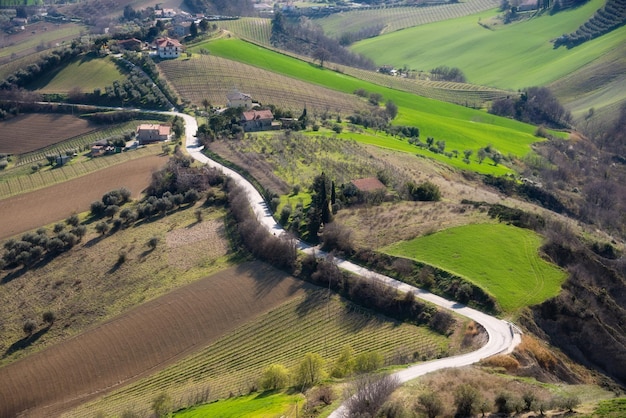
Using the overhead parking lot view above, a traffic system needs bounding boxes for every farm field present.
[383,223,567,313]
[0,22,83,63]
[0,113,98,155]
[30,54,126,94]
[351,0,625,90]
[68,289,450,418]
[0,262,311,418]
[0,113,101,154]
[0,152,166,239]
[217,17,272,45]
[191,38,555,173]
[158,54,367,115]
[316,0,499,37]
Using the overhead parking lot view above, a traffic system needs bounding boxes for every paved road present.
[178,112,521,417]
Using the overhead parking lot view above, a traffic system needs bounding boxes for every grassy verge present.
[382,223,567,313]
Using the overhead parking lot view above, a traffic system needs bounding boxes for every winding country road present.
[178,112,521,416]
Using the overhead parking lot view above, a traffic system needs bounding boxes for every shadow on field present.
[0,266,28,285]
[3,326,51,358]
[235,262,305,300]
[294,290,326,318]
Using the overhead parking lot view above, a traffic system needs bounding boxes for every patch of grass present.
[351,0,625,90]
[30,54,126,93]
[591,398,626,417]
[382,223,567,313]
[174,391,304,418]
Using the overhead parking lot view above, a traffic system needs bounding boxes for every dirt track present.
[0,262,310,418]
[0,155,167,240]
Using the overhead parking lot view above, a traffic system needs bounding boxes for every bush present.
[354,351,384,374]
[260,364,290,390]
[407,181,441,201]
[42,310,56,326]
[345,373,400,417]
[23,319,37,336]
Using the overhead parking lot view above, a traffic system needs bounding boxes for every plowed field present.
[0,154,167,240]
[0,114,98,154]
[0,262,310,418]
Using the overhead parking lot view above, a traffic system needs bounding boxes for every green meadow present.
[30,54,126,93]
[351,0,625,90]
[194,38,560,175]
[383,223,567,313]
[174,391,304,418]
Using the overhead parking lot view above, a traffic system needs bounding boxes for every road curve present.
[178,112,521,416]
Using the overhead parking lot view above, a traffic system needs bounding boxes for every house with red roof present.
[155,37,184,59]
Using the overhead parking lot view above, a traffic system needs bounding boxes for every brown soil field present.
[0,114,98,155]
[0,154,167,240]
[0,261,311,418]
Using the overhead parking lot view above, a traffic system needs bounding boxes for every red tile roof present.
[351,177,386,192]
[242,110,273,121]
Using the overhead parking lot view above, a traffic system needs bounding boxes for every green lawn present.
[383,223,567,313]
[351,0,626,90]
[174,391,304,418]
[194,38,561,175]
[31,54,126,93]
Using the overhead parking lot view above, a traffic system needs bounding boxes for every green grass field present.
[351,0,626,90]
[383,223,567,313]
[30,54,126,93]
[174,391,304,418]
[193,38,560,175]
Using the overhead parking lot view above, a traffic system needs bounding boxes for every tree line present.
[489,86,572,128]
[271,11,376,70]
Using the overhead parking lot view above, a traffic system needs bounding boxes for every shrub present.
[90,200,106,217]
[418,391,444,418]
[294,353,325,390]
[407,181,441,201]
[345,373,400,417]
[42,311,56,326]
[331,344,356,378]
[354,351,384,374]
[23,319,37,337]
[260,364,290,390]
[147,237,159,249]
[454,384,481,418]
[151,392,172,418]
